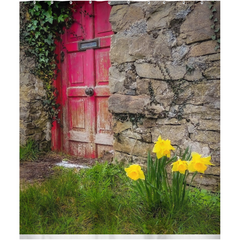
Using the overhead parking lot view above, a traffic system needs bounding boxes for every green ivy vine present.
[209,1,220,51]
[20,1,75,123]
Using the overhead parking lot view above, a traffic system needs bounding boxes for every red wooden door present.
[60,1,113,158]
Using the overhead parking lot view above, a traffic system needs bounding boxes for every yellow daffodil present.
[172,159,188,174]
[152,135,175,159]
[124,164,145,181]
[187,152,213,174]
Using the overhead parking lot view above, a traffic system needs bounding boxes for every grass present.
[20,161,220,234]
[20,139,42,161]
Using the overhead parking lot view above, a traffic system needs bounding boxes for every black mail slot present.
[78,39,99,51]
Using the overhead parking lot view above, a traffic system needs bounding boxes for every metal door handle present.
[85,87,94,96]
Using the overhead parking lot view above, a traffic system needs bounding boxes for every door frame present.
[51,1,113,157]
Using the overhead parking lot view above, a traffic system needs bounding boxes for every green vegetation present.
[20,139,42,161]
[20,1,73,123]
[20,161,220,234]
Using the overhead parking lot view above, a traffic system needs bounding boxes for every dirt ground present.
[20,151,113,189]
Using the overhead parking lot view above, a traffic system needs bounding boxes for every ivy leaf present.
[214,18,218,22]
[34,2,42,11]
[35,32,40,39]
[43,8,53,24]
[211,35,216,40]
[45,50,49,57]
[209,15,214,20]
[214,28,220,33]
[32,20,38,26]
[211,24,215,29]
[58,14,64,23]
[44,38,52,45]
[212,8,216,13]
[29,8,34,16]
[215,45,220,51]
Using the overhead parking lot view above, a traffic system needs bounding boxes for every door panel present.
[68,52,86,85]
[94,2,113,37]
[95,48,111,85]
[60,1,113,158]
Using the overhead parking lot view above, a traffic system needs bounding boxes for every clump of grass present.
[20,161,220,234]
[20,139,41,161]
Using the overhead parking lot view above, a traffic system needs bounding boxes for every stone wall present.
[108,1,220,191]
[20,3,51,151]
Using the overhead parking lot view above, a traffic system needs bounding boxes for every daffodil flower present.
[124,164,145,181]
[172,159,188,174]
[152,135,175,159]
[187,152,213,174]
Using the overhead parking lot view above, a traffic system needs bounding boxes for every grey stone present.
[123,20,147,37]
[110,34,136,64]
[177,80,220,106]
[182,139,210,156]
[109,4,145,32]
[165,63,187,80]
[146,3,174,31]
[188,40,218,57]
[183,105,220,120]
[108,94,150,114]
[198,120,220,131]
[191,130,220,144]
[129,34,154,59]
[114,136,153,157]
[113,151,133,165]
[203,66,220,79]
[180,2,215,44]
[113,120,132,134]
[184,68,203,81]
[152,125,189,145]
[172,44,190,62]
[134,63,165,79]
[109,66,126,94]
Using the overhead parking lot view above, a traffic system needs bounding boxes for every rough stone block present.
[143,103,165,118]
[203,66,220,79]
[165,63,187,80]
[122,129,142,140]
[178,80,220,105]
[198,119,220,131]
[181,139,210,156]
[180,2,215,44]
[129,34,154,59]
[146,2,174,31]
[152,125,189,145]
[152,31,174,57]
[123,19,147,37]
[109,66,126,94]
[191,130,220,144]
[188,40,217,57]
[190,174,219,191]
[172,44,190,62]
[183,105,220,120]
[142,118,157,128]
[109,4,144,32]
[110,34,136,64]
[134,63,165,79]
[113,151,132,165]
[113,120,132,134]
[136,79,174,108]
[184,68,204,81]
[114,136,153,157]
[108,94,150,114]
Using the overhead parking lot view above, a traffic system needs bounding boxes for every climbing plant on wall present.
[20,1,74,123]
